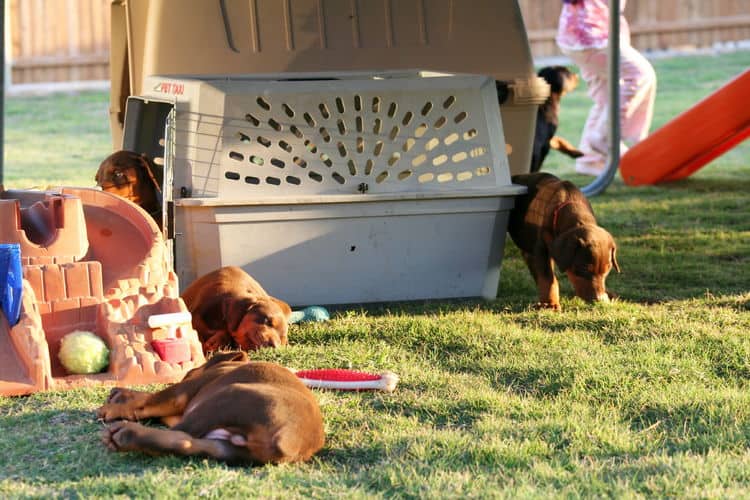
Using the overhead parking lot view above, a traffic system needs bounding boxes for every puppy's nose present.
[265,337,281,348]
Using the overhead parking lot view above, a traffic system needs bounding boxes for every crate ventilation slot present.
[212,87,499,197]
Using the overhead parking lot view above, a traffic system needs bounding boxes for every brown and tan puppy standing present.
[508,173,620,310]
[98,351,325,464]
[181,266,292,353]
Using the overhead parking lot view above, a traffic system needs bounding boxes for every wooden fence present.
[8,0,110,85]
[6,0,750,86]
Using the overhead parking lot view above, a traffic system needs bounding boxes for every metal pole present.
[581,0,621,197]
[0,0,5,187]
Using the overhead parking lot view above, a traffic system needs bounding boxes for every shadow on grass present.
[486,366,574,398]
[0,407,273,481]
[707,294,750,312]
[372,395,495,431]
[321,432,545,473]
[654,176,750,193]
[317,296,555,321]
[2,394,515,481]
[627,401,750,454]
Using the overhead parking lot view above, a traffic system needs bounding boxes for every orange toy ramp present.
[620,69,750,186]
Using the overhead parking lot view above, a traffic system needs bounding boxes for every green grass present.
[2,50,750,498]
[3,91,111,189]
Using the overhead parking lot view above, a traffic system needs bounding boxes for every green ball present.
[58,331,110,374]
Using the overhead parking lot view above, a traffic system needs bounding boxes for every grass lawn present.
[1,50,750,498]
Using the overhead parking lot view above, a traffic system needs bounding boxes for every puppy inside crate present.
[95,150,163,228]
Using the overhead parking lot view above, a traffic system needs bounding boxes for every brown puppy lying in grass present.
[181,266,292,353]
[98,351,325,464]
[508,172,619,310]
[95,150,162,227]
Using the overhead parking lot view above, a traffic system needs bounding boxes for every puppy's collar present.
[552,200,574,234]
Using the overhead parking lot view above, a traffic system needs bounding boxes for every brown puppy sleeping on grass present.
[98,351,325,464]
[508,173,620,310]
[181,266,292,353]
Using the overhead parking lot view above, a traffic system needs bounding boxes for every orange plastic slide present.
[620,69,750,186]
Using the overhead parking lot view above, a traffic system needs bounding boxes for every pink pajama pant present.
[562,44,657,172]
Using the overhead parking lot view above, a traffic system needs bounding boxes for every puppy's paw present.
[96,405,107,420]
[102,421,143,452]
[96,404,120,422]
[535,302,561,312]
[204,337,224,352]
[105,387,137,404]
[203,330,231,352]
[97,402,137,422]
[569,150,584,158]
[98,388,150,421]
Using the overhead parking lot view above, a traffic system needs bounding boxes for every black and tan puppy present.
[98,351,325,465]
[531,66,584,172]
[181,266,292,353]
[95,150,163,226]
[508,173,619,310]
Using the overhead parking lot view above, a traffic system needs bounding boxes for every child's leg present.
[619,45,657,144]
[564,48,610,174]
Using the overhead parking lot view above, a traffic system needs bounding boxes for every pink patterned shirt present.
[556,0,631,51]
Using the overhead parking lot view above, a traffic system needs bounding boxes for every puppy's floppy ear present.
[95,160,109,185]
[611,245,621,273]
[550,231,581,271]
[205,350,248,367]
[271,297,292,318]
[222,297,255,331]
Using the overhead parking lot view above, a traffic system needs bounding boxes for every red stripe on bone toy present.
[293,368,399,392]
[148,311,193,364]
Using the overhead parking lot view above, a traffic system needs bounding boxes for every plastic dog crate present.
[112,0,548,305]
[135,71,525,305]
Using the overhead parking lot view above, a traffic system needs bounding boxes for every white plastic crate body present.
[177,193,516,305]
[139,72,526,304]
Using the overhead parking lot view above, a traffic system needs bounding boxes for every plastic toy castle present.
[0,186,204,396]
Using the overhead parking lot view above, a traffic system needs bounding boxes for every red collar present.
[552,200,574,234]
